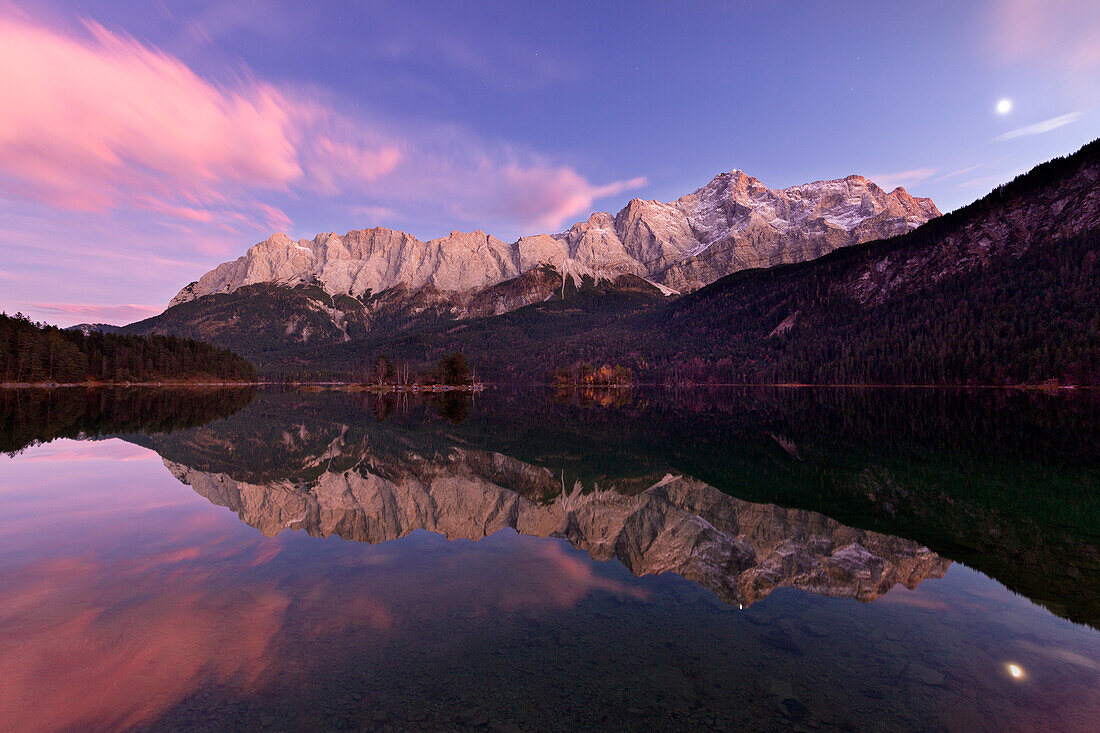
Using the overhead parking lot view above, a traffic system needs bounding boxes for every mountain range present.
[120,171,938,361]
[116,138,1100,385]
[169,171,938,304]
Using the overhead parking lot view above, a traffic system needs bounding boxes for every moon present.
[996,98,1013,115]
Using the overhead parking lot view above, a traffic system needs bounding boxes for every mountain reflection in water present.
[163,438,949,609]
[3,386,1100,732]
[115,385,1098,628]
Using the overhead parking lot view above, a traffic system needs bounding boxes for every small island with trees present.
[349,351,484,392]
[548,362,633,387]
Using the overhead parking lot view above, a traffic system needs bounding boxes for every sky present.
[1,0,1097,326]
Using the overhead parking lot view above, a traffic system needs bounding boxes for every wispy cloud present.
[0,12,397,220]
[19,303,162,324]
[0,9,641,239]
[867,167,937,191]
[992,112,1082,142]
[457,167,648,231]
[932,164,982,182]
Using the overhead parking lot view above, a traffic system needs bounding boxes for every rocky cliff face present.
[171,172,939,307]
[164,445,949,607]
[656,173,939,291]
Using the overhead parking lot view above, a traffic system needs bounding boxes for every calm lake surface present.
[1,387,1097,732]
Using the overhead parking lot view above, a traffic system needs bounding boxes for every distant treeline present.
[0,313,256,384]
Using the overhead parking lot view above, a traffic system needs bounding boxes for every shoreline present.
[0,381,1090,391]
[0,381,262,389]
[299,383,487,393]
[0,380,488,391]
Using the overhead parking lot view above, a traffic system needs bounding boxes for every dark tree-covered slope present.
[122,267,667,371]
[645,138,1100,385]
[0,313,256,384]
[122,283,369,360]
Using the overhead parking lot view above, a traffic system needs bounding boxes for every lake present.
[1,386,1097,731]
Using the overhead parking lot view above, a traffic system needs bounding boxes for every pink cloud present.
[306,135,403,196]
[351,204,398,222]
[381,155,647,232]
[866,167,938,192]
[0,11,402,234]
[493,166,648,230]
[132,196,216,223]
[0,15,301,209]
[0,9,646,238]
[256,203,293,232]
[990,0,1100,70]
[21,302,162,323]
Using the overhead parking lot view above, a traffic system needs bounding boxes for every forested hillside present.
[645,139,1100,385]
[0,313,256,384]
[647,228,1100,385]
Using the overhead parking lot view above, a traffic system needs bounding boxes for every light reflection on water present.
[0,436,1097,732]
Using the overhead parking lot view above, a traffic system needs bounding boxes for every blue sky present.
[1,0,1097,324]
